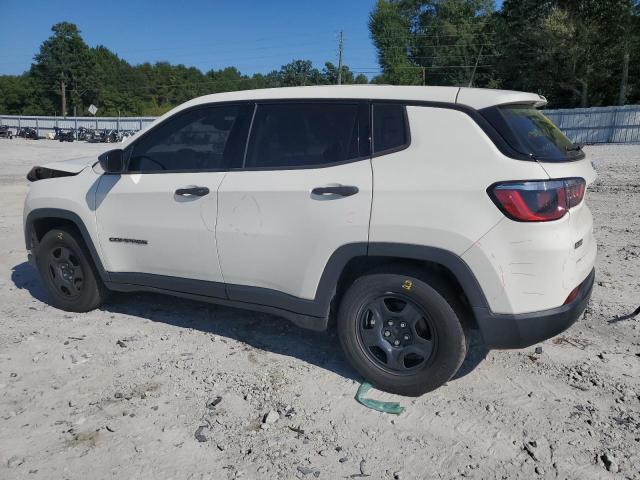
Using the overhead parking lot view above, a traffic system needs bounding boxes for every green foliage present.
[496,0,640,106]
[0,25,370,116]
[2,7,638,116]
[31,22,95,116]
[370,0,640,107]
[369,0,422,85]
[370,0,496,86]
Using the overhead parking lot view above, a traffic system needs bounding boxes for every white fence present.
[0,115,156,136]
[543,105,640,144]
[2,105,640,144]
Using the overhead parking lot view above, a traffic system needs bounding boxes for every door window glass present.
[372,103,409,153]
[245,103,368,169]
[128,104,252,172]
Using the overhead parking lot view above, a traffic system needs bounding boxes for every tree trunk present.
[61,80,66,118]
[619,51,630,106]
[577,78,588,108]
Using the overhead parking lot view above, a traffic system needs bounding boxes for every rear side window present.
[245,103,369,169]
[372,103,409,154]
[128,104,252,172]
[482,104,583,162]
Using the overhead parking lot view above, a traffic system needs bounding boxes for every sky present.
[0,0,382,77]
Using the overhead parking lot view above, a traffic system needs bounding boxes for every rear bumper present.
[473,268,595,349]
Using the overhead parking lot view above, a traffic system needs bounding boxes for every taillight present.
[488,178,586,222]
[563,284,581,305]
[564,178,586,208]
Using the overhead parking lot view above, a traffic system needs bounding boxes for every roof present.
[141,85,546,137]
[180,85,545,109]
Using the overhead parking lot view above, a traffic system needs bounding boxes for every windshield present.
[482,104,583,162]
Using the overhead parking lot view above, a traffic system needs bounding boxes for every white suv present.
[23,86,596,395]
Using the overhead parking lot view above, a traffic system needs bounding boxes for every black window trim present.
[238,100,372,172]
[111,96,560,176]
[371,101,412,158]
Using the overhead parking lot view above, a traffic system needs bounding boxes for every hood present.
[39,156,98,173]
[27,156,98,182]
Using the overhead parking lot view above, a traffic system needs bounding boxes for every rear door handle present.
[175,186,210,197]
[311,185,359,197]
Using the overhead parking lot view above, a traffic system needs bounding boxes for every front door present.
[95,103,253,290]
[216,102,372,308]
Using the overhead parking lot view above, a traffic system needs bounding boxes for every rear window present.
[482,104,583,162]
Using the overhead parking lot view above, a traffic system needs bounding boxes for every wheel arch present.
[326,242,490,329]
[25,208,109,282]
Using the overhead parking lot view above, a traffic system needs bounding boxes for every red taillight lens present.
[489,178,585,222]
[563,284,581,305]
[565,178,586,208]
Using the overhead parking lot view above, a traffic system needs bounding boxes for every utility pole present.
[468,45,483,88]
[337,31,344,85]
[422,67,426,86]
[61,80,67,117]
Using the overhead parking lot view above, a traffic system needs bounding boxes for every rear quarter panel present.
[461,157,597,314]
[369,105,549,255]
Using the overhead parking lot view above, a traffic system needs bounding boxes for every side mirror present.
[98,149,124,173]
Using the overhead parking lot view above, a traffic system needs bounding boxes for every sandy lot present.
[0,138,639,480]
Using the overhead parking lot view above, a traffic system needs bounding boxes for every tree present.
[369,0,496,87]
[278,60,324,86]
[2,21,374,116]
[321,62,370,84]
[497,0,640,107]
[31,22,94,116]
[411,0,496,87]
[369,0,422,84]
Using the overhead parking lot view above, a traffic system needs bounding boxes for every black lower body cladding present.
[25,209,595,349]
[473,269,595,349]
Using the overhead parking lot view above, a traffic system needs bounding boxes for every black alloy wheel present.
[46,245,85,299]
[357,294,436,373]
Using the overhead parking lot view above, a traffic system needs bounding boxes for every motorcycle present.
[16,127,38,139]
[76,127,89,141]
[118,130,136,142]
[53,127,75,142]
[0,125,13,139]
[86,129,107,143]
[105,129,118,143]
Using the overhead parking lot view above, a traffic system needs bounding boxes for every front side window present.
[245,102,369,169]
[482,104,583,161]
[372,103,409,154]
[128,104,252,172]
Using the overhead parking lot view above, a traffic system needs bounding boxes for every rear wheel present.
[35,227,109,312]
[338,268,467,396]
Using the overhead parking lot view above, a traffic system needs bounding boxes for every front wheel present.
[35,227,109,312]
[337,269,467,396]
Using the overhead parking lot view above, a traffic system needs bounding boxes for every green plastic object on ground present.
[355,382,405,414]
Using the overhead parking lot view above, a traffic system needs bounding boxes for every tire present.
[337,267,467,396]
[35,227,109,312]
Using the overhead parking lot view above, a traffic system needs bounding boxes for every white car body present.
[24,85,596,350]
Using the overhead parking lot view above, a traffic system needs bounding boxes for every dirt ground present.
[0,138,638,480]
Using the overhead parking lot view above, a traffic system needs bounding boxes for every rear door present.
[95,103,252,287]
[216,101,372,308]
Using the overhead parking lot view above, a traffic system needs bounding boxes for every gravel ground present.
[0,138,639,479]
